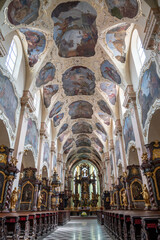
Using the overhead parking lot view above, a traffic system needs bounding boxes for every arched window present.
[137,35,146,67]
[5,39,17,75]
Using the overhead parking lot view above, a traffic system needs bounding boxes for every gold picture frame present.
[20,181,34,203]
[130,179,144,202]
[0,171,6,203]
[152,166,160,200]
[41,189,48,207]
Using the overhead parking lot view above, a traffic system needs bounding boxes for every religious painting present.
[72,122,93,134]
[76,138,91,147]
[63,138,74,151]
[0,70,18,130]
[154,168,160,200]
[49,101,64,118]
[41,190,48,207]
[96,123,107,142]
[138,61,160,127]
[93,149,101,160]
[21,183,34,203]
[77,148,91,154]
[98,112,110,125]
[100,82,117,105]
[62,66,95,96]
[100,60,121,84]
[131,181,143,201]
[64,146,72,154]
[53,113,64,127]
[8,0,40,25]
[105,0,138,19]
[115,140,121,164]
[36,63,56,88]
[97,100,112,115]
[0,172,5,203]
[78,154,89,160]
[25,118,38,155]
[69,101,93,119]
[43,142,50,165]
[92,137,104,150]
[57,124,68,137]
[51,1,98,58]
[20,29,46,67]
[123,115,135,152]
[58,130,69,142]
[43,84,58,108]
[106,23,130,63]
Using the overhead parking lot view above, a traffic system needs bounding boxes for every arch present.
[42,165,48,178]
[128,146,139,165]
[21,150,35,171]
[0,120,10,147]
[148,109,160,143]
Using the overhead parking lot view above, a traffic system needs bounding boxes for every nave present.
[43,219,112,240]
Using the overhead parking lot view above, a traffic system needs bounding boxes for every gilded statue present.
[10,187,19,210]
[10,157,18,166]
[37,193,43,209]
[122,191,128,207]
[141,184,150,207]
[110,196,114,206]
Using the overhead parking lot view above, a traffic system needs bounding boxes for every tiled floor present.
[43,219,113,240]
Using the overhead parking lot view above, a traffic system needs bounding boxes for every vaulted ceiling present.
[6,0,141,165]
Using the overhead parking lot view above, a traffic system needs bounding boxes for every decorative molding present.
[123,85,136,108]
[21,90,35,113]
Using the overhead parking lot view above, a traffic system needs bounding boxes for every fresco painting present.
[62,66,95,96]
[20,29,46,67]
[98,112,110,125]
[92,137,103,150]
[100,82,117,105]
[78,154,90,160]
[25,118,38,155]
[69,101,93,119]
[43,142,50,164]
[51,1,98,58]
[138,62,160,127]
[64,146,72,154]
[97,100,112,115]
[106,23,130,63]
[115,140,121,164]
[100,60,121,84]
[36,62,56,88]
[58,130,69,142]
[53,113,64,127]
[43,85,58,108]
[49,101,64,118]
[63,138,74,150]
[96,123,107,142]
[105,0,138,19]
[57,124,68,137]
[72,122,93,134]
[77,148,91,154]
[0,70,18,130]
[76,138,91,147]
[8,0,40,25]
[123,115,135,152]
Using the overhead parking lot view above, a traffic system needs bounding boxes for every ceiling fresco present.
[76,138,91,147]
[53,113,64,127]
[49,101,64,118]
[20,29,46,67]
[63,138,74,150]
[51,1,98,58]
[62,66,96,96]
[97,100,112,115]
[105,0,138,19]
[100,82,117,105]
[98,112,110,125]
[72,122,93,134]
[8,0,40,25]
[69,101,93,119]
[106,23,130,63]
[77,148,91,154]
[57,123,68,137]
[36,62,56,88]
[43,85,59,108]
[96,123,107,141]
[100,60,121,84]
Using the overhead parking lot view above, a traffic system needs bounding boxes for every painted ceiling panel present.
[76,138,91,147]
[98,112,110,125]
[69,101,93,119]
[36,62,56,87]
[49,101,64,118]
[53,113,64,127]
[57,123,68,137]
[100,82,117,105]
[100,60,121,84]
[43,85,58,108]
[72,122,93,134]
[97,100,112,115]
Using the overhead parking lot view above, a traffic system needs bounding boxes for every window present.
[5,39,17,75]
[137,36,146,67]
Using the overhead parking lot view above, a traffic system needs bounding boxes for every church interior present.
[0,0,160,239]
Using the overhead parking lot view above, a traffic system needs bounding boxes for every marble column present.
[37,122,47,175]
[49,141,55,178]
[12,90,35,189]
[105,152,111,190]
[109,140,118,185]
[114,119,127,171]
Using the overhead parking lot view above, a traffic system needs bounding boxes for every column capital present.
[21,90,35,112]
[123,85,136,108]
[114,119,122,136]
[50,141,56,153]
[40,122,47,138]
[57,153,63,163]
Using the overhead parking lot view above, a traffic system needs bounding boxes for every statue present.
[141,184,150,208]
[122,191,128,207]
[37,192,43,209]
[110,196,114,206]
[10,187,19,210]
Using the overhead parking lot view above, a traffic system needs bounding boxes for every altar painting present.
[62,66,95,96]
[8,0,40,25]
[36,63,56,87]
[0,71,18,130]
[43,142,49,165]
[100,82,117,105]
[20,29,46,67]
[43,85,58,108]
[100,60,121,84]
[69,101,93,119]
[72,122,93,134]
[53,113,64,127]
[97,100,111,115]
[123,115,135,152]
[138,62,160,127]
[49,101,64,118]
[51,1,98,58]
[25,118,38,154]
[105,0,138,19]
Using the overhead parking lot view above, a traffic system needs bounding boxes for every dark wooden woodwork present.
[58,210,70,226]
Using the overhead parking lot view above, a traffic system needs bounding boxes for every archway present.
[20,150,35,172]
[128,146,139,166]
[148,109,160,143]
[0,120,10,147]
[42,165,48,179]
